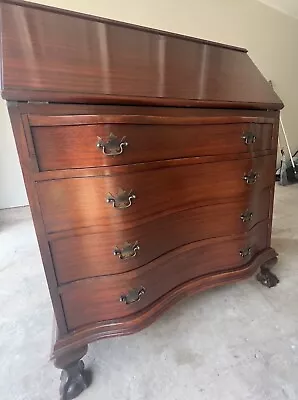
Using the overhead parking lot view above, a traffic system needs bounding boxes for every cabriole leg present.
[54,345,90,400]
[256,256,279,288]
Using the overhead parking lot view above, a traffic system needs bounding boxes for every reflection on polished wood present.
[60,220,269,330]
[1,0,282,109]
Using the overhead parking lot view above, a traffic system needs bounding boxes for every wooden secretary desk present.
[0,1,283,399]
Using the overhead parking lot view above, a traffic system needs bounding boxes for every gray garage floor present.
[0,184,298,400]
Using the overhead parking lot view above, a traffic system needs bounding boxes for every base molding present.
[52,247,278,361]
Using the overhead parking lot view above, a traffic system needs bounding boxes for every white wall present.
[1,0,298,208]
[258,0,298,19]
[0,101,28,208]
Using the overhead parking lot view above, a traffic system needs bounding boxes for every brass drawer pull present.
[242,132,256,145]
[106,188,136,209]
[120,287,145,305]
[240,210,253,223]
[243,171,258,185]
[97,133,128,156]
[240,247,252,258]
[114,241,140,260]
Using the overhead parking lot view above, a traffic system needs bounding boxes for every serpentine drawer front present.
[51,189,271,283]
[1,2,282,398]
[60,220,269,330]
[29,114,275,171]
[37,155,275,233]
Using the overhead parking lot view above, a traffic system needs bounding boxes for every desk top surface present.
[0,0,283,109]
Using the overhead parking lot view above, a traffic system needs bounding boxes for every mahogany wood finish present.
[0,1,283,399]
[30,117,274,171]
[61,220,268,330]
[37,155,275,233]
[1,1,282,109]
[51,190,271,283]
[53,248,278,356]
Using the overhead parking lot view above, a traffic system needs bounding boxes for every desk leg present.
[256,256,279,288]
[54,345,90,400]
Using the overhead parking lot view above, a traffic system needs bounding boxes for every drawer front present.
[52,189,270,283]
[61,220,269,330]
[30,115,274,171]
[38,155,276,233]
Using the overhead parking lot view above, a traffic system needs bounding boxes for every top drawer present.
[28,115,275,171]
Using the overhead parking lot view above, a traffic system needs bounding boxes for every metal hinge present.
[27,101,49,104]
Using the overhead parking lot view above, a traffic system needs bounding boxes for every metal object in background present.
[279,117,298,177]
[269,80,298,184]
[278,148,288,186]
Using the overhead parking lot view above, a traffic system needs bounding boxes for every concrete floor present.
[0,184,298,400]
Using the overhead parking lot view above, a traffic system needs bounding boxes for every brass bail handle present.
[242,132,257,145]
[240,247,252,258]
[106,188,136,209]
[240,210,253,222]
[243,171,259,185]
[114,241,140,260]
[120,287,146,305]
[97,133,128,156]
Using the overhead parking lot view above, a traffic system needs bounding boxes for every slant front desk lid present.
[0,0,283,109]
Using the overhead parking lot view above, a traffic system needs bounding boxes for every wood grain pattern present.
[18,102,280,118]
[37,155,276,234]
[0,1,283,109]
[53,247,277,356]
[28,114,275,126]
[51,190,271,283]
[0,0,247,53]
[60,220,269,330]
[32,151,275,182]
[31,117,274,171]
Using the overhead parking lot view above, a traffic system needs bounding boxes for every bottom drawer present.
[61,220,269,330]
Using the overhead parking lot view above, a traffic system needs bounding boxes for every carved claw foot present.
[60,360,89,400]
[257,267,279,288]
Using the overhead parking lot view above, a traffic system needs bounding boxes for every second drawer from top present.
[37,155,276,234]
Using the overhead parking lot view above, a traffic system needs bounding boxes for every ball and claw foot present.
[257,266,279,288]
[60,360,89,400]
